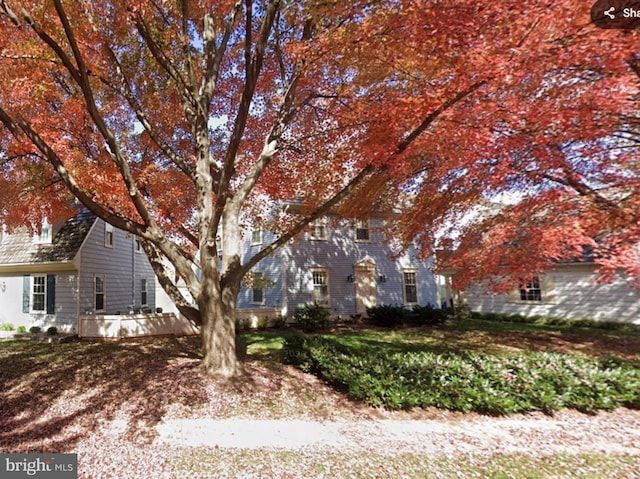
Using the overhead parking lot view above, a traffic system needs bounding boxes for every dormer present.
[33,218,53,245]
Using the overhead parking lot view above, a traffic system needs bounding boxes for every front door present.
[354,261,377,315]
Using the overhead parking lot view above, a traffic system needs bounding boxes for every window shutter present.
[46,274,56,314]
[23,275,30,313]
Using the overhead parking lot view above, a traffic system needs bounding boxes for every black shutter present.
[23,275,30,313]
[46,274,56,315]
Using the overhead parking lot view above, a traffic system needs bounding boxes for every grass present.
[244,319,640,360]
[277,320,640,413]
[1,319,639,477]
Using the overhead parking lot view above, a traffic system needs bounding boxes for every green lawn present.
[1,319,638,477]
[245,319,640,360]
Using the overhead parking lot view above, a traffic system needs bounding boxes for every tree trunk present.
[199,285,240,377]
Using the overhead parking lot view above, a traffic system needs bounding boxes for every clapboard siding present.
[237,218,439,316]
[0,273,78,332]
[463,266,640,323]
[51,273,79,328]
[78,219,155,314]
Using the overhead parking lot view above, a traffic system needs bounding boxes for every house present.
[0,208,156,333]
[235,215,441,323]
[451,261,640,324]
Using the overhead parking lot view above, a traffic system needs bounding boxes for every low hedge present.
[366,304,447,328]
[284,335,640,414]
[469,311,640,332]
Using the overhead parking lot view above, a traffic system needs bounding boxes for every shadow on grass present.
[0,336,207,452]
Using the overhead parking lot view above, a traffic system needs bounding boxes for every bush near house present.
[0,323,15,331]
[294,303,330,332]
[366,303,447,327]
[283,334,640,414]
[469,311,640,332]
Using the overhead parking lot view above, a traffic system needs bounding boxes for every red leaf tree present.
[0,0,637,375]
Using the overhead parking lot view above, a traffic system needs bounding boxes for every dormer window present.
[34,219,52,244]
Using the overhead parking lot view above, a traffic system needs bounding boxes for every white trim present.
[251,271,266,305]
[354,219,371,242]
[250,230,263,246]
[30,274,47,313]
[310,267,330,307]
[104,223,114,248]
[141,278,148,306]
[402,269,418,305]
[309,218,328,241]
[94,274,106,312]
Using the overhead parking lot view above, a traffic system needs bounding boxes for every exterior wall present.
[79,312,198,339]
[462,265,640,324]
[237,218,439,317]
[0,272,78,332]
[78,219,156,315]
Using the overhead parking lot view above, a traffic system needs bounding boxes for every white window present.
[34,219,52,244]
[251,230,263,246]
[135,238,142,253]
[354,219,370,242]
[31,275,46,312]
[310,218,328,240]
[95,275,105,311]
[252,271,265,305]
[519,277,542,302]
[402,270,418,305]
[141,278,148,306]
[105,223,114,247]
[311,269,330,307]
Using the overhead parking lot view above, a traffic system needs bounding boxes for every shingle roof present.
[0,209,96,265]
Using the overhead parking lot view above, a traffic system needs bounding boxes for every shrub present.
[257,316,268,331]
[272,315,288,329]
[29,326,41,334]
[17,326,27,333]
[408,304,446,325]
[284,335,640,414]
[294,303,330,332]
[469,311,640,333]
[366,304,407,327]
[0,323,15,331]
[46,326,58,336]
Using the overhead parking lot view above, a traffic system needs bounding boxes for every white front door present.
[354,261,377,315]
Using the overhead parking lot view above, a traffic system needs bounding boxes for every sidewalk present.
[154,414,640,455]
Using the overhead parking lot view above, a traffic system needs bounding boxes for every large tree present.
[0,1,637,375]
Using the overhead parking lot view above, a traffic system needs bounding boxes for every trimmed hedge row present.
[469,311,640,332]
[366,304,448,327]
[284,335,640,414]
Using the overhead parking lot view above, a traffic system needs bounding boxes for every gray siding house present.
[0,209,155,332]
[235,216,440,321]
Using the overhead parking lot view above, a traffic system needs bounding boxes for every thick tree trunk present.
[199,280,241,377]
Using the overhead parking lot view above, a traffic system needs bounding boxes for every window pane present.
[404,272,417,304]
[32,276,46,311]
[95,277,105,310]
[355,221,370,240]
[141,279,147,305]
[312,271,329,305]
[519,277,542,302]
[252,272,264,303]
